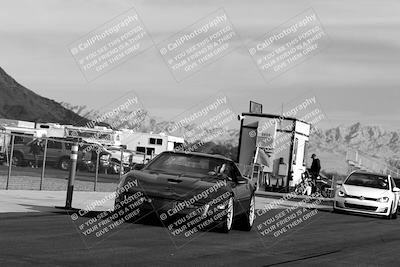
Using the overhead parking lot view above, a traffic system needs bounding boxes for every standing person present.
[310,154,321,178]
[29,139,42,168]
[310,154,321,193]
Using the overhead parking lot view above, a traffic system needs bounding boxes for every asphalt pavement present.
[1,195,399,266]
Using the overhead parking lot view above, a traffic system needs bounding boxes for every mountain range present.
[1,66,399,175]
[59,100,400,174]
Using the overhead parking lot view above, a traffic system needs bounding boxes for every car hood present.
[124,170,231,202]
[341,184,390,198]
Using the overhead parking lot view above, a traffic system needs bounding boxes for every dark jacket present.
[30,141,42,155]
[310,158,321,176]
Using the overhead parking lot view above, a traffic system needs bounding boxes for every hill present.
[0,67,88,125]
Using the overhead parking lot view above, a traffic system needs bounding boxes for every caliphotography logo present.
[247,8,331,82]
[157,8,241,82]
[69,7,154,81]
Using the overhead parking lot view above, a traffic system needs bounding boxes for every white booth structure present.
[237,113,311,192]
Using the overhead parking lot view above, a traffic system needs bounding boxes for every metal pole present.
[119,147,124,180]
[65,142,78,209]
[6,134,15,190]
[94,150,99,191]
[40,138,48,190]
[4,133,10,169]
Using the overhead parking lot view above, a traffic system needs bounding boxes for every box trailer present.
[237,113,311,192]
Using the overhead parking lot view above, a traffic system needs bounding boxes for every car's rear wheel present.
[59,157,70,171]
[237,195,255,231]
[219,197,234,233]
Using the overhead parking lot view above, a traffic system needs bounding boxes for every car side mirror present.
[336,181,343,186]
[393,187,400,192]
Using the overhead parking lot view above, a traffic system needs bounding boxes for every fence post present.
[119,147,124,180]
[65,142,78,209]
[40,138,48,190]
[6,134,15,190]
[94,150,99,192]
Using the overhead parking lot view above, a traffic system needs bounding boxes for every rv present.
[120,130,184,163]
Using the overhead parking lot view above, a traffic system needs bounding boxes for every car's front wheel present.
[237,194,255,231]
[392,212,398,219]
[219,197,234,233]
[390,202,398,219]
[386,202,397,220]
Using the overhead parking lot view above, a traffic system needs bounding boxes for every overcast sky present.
[1,0,399,129]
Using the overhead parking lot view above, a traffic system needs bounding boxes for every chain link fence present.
[0,131,151,192]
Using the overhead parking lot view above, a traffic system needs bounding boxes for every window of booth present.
[292,138,298,165]
[303,141,309,166]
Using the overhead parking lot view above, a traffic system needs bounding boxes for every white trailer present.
[120,130,184,162]
[237,113,311,192]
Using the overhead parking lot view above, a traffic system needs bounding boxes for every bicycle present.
[304,169,332,198]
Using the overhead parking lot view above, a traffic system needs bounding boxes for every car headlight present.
[217,203,226,210]
[377,197,389,203]
[338,190,345,197]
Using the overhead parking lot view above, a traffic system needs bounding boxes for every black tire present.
[59,157,70,171]
[386,202,394,220]
[390,202,398,219]
[236,194,256,231]
[219,197,234,233]
[321,187,329,198]
[12,152,24,166]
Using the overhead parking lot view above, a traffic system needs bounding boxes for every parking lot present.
[1,205,399,266]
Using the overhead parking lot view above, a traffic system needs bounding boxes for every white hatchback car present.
[334,171,400,219]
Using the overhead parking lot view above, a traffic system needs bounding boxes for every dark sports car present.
[114,151,256,233]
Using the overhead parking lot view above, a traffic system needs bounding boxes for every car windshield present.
[144,153,227,176]
[345,173,389,190]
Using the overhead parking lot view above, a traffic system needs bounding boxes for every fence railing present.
[0,132,152,191]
